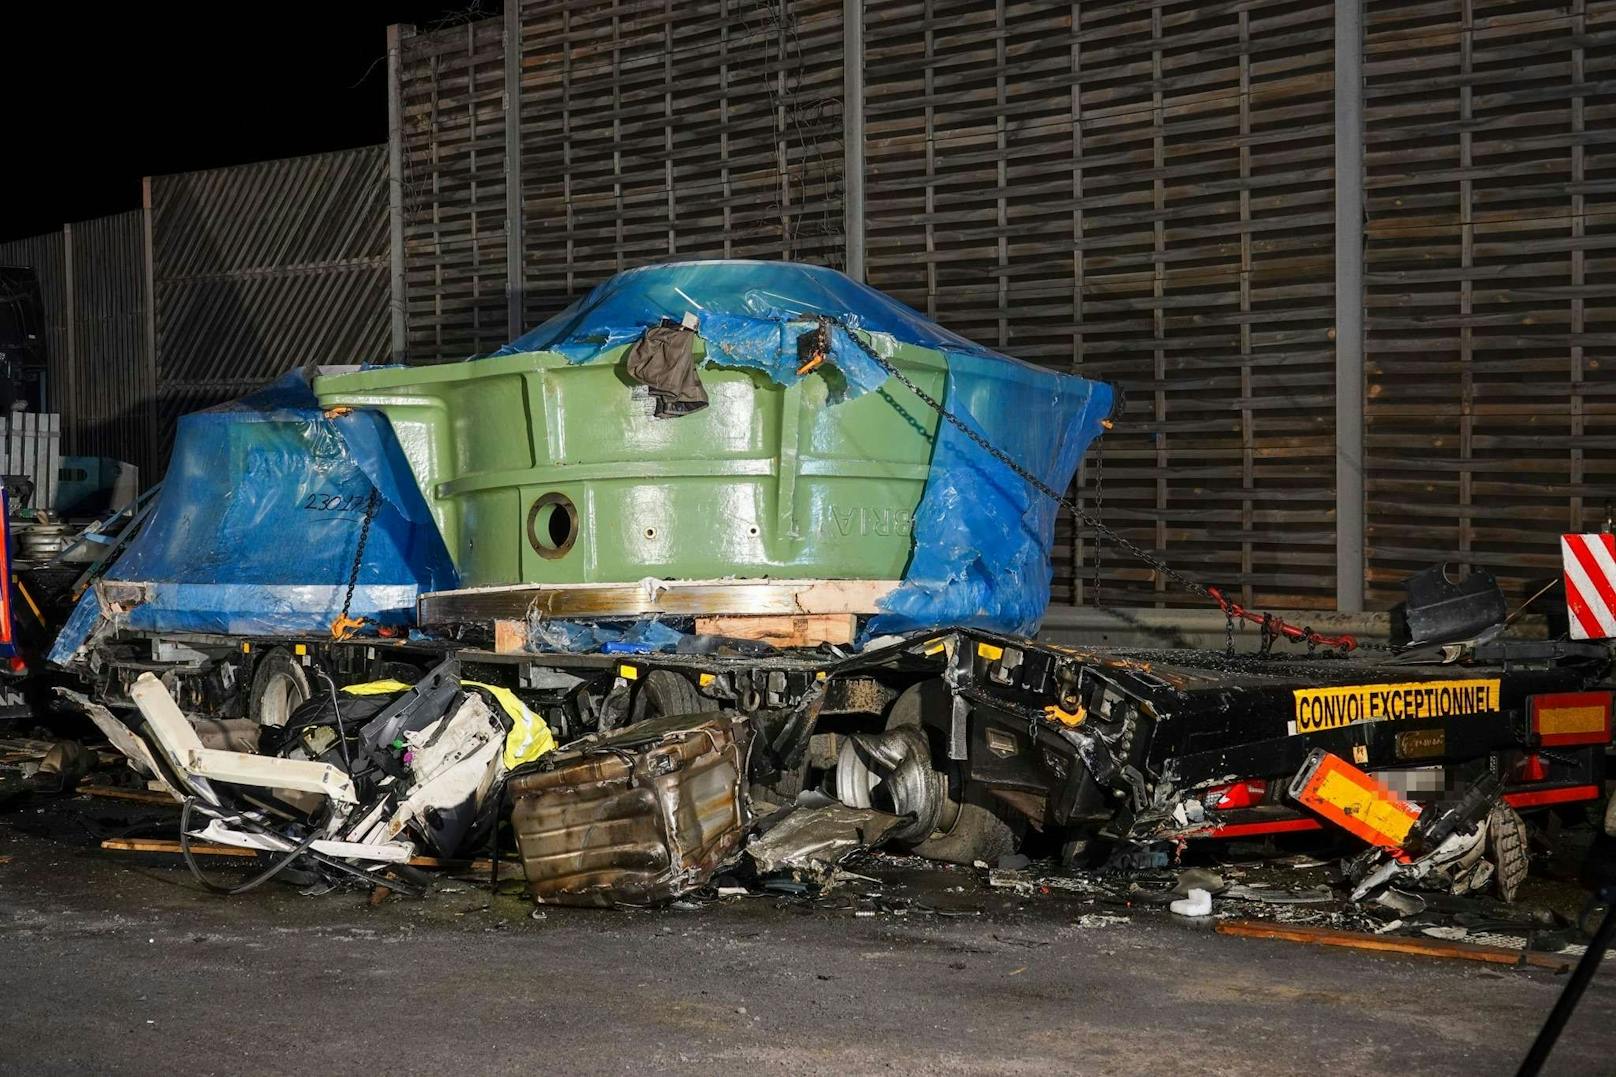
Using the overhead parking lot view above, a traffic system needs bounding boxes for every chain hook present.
[331,487,380,641]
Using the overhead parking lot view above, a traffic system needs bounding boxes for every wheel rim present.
[258,672,306,728]
[834,727,944,843]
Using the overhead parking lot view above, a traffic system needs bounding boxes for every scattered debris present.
[1216,919,1573,971]
[30,739,90,792]
[76,784,175,805]
[1221,884,1333,905]
[1170,888,1213,917]
[1103,841,1174,874]
[1290,747,1523,905]
[746,803,903,889]
[1171,867,1226,896]
[988,868,1035,895]
[101,837,253,859]
[1372,888,1427,916]
[12,656,1609,966]
[73,658,520,898]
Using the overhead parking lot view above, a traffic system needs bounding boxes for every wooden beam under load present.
[694,613,857,647]
[419,578,900,625]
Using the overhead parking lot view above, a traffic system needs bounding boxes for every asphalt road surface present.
[1,801,1611,1076]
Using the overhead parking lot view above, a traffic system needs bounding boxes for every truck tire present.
[628,669,702,723]
[247,648,311,728]
[1487,803,1530,902]
[909,788,1019,866]
[838,680,1020,866]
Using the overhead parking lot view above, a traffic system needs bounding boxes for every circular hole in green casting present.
[527,493,578,559]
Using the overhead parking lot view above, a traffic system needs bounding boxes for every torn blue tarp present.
[500,261,1114,637]
[495,260,1026,397]
[527,617,687,655]
[865,352,1112,637]
[48,372,457,663]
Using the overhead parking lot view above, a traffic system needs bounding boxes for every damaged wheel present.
[628,669,702,723]
[247,648,310,728]
[1487,803,1530,902]
[835,680,1019,866]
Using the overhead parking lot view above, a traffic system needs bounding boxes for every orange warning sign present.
[1289,749,1422,861]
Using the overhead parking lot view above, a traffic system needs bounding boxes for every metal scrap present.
[746,803,904,888]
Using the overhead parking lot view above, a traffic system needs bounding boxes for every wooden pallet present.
[468,577,893,652]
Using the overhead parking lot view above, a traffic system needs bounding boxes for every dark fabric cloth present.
[624,325,709,417]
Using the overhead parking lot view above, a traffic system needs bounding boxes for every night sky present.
[1,3,492,242]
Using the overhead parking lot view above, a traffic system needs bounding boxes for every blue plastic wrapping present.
[52,261,1112,662]
[527,617,686,655]
[866,353,1112,637]
[497,260,1027,398]
[48,372,458,662]
[47,584,103,666]
[502,260,1114,638]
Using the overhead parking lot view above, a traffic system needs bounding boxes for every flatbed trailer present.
[74,613,1614,866]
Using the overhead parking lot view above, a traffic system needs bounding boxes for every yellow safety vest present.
[340,678,556,768]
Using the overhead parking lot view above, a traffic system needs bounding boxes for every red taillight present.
[6,655,25,674]
[1205,779,1268,811]
[1529,692,1613,748]
[1514,753,1550,783]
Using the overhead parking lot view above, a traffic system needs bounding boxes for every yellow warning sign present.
[1291,679,1501,734]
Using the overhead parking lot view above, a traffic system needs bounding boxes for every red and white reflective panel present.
[1561,533,1616,640]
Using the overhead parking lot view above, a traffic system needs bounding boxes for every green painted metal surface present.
[313,343,945,587]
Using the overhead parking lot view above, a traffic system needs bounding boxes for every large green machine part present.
[312,343,946,587]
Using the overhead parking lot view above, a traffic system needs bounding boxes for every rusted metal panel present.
[509,711,751,906]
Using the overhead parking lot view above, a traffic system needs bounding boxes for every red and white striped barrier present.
[1561,533,1616,640]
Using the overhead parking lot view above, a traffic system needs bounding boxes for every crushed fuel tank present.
[508,712,751,907]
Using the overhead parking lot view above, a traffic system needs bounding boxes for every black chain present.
[337,488,381,630]
[1091,436,1104,607]
[844,332,1213,603]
